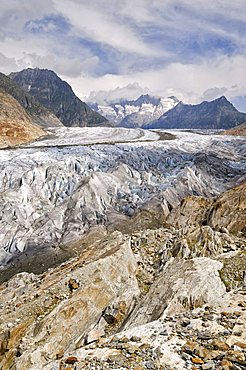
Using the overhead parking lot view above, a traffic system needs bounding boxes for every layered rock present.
[208,182,246,235]
[0,90,45,148]
[167,182,246,236]
[0,232,140,369]
[126,257,227,328]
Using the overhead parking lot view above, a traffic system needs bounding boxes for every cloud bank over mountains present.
[0,0,245,107]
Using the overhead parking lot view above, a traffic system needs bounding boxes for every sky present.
[0,0,246,108]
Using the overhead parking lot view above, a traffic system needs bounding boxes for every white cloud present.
[0,0,245,104]
[67,54,246,104]
[85,82,149,104]
[52,0,163,57]
[201,87,228,101]
[0,53,18,74]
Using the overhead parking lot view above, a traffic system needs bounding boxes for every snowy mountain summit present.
[89,94,179,127]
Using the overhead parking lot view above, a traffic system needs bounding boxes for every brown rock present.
[233,341,246,349]
[194,345,210,360]
[207,350,222,360]
[218,358,233,370]
[212,339,230,351]
[68,278,79,291]
[182,340,199,354]
[191,357,204,364]
[208,182,246,234]
[223,122,246,136]
[0,90,45,148]
[225,350,245,365]
[221,311,229,317]
[65,356,78,364]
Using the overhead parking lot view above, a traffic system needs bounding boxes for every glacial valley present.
[0,128,245,272]
[0,127,245,370]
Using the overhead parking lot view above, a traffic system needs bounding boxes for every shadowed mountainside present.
[0,72,62,128]
[10,68,110,128]
[145,96,246,129]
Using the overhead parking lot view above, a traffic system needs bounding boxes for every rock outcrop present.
[0,233,139,369]
[62,289,245,370]
[208,182,246,235]
[223,122,246,136]
[126,257,227,327]
[0,90,45,148]
[9,68,109,128]
[167,182,246,236]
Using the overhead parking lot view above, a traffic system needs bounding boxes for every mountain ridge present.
[0,72,62,128]
[144,95,246,129]
[89,94,179,127]
[9,68,110,128]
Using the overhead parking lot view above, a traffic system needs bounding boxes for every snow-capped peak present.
[88,95,179,127]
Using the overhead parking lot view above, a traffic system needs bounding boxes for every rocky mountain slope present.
[0,72,62,128]
[89,94,179,127]
[0,90,45,148]
[223,122,246,136]
[0,173,245,369]
[9,68,109,128]
[145,96,246,129]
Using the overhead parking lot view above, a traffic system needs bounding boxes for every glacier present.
[0,127,245,269]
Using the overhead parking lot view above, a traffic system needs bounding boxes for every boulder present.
[126,257,227,327]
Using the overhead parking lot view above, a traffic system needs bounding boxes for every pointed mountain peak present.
[211,95,237,111]
[134,94,160,105]
[9,68,109,127]
[215,95,230,103]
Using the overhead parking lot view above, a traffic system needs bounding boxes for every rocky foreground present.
[0,129,245,369]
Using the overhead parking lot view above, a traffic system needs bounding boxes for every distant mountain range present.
[89,94,179,127]
[1,67,246,136]
[144,96,246,129]
[9,68,109,128]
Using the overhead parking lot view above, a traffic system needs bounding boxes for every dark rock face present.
[145,96,246,129]
[0,72,62,128]
[9,68,109,127]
